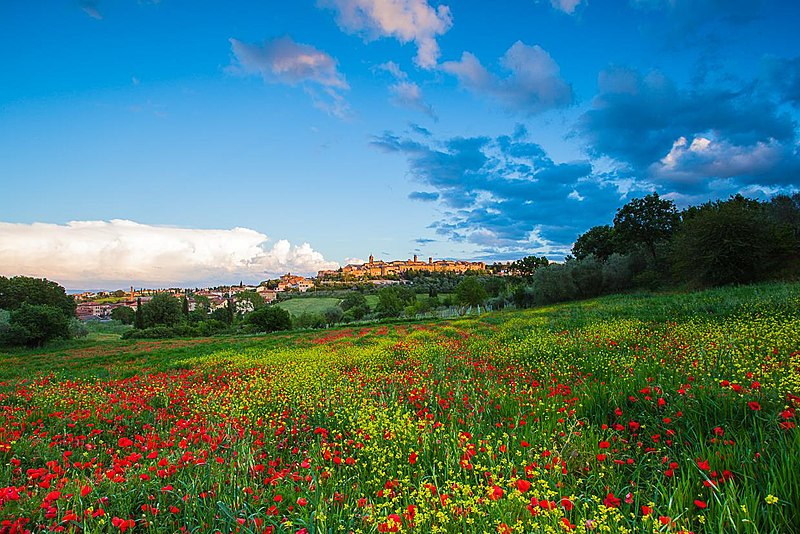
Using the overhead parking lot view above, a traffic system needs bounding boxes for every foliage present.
[0,276,76,317]
[110,306,135,325]
[0,282,798,532]
[613,192,680,260]
[375,286,415,318]
[140,293,183,328]
[455,276,489,308]
[234,290,264,314]
[245,306,291,333]
[673,194,796,287]
[572,224,616,261]
[508,255,549,277]
[0,303,70,347]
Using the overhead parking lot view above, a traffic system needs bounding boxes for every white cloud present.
[651,134,788,184]
[378,61,437,119]
[321,0,453,69]
[442,41,573,114]
[0,220,339,287]
[229,36,350,118]
[550,0,583,14]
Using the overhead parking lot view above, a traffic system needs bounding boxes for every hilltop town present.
[73,254,487,321]
[318,254,486,280]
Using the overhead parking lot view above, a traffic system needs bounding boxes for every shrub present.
[246,306,292,333]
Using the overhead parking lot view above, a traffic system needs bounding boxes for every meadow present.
[0,282,799,533]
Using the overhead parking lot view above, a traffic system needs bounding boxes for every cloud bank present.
[0,220,338,288]
[321,0,453,68]
[372,126,624,257]
[229,36,349,117]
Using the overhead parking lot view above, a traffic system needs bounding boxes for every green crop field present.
[273,296,342,316]
[1,282,799,533]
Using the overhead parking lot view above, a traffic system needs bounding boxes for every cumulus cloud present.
[650,134,800,187]
[0,220,339,287]
[320,0,452,68]
[378,61,436,119]
[578,66,799,190]
[442,41,573,114]
[372,127,625,258]
[229,36,349,118]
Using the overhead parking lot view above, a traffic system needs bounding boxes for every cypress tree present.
[134,297,143,329]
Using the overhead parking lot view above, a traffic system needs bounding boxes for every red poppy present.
[603,492,621,508]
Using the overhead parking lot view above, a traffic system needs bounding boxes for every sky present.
[1,0,799,288]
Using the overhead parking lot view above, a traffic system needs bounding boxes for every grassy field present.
[273,297,342,316]
[1,282,799,532]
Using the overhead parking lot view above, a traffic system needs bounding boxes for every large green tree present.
[1,304,70,347]
[0,276,76,317]
[510,255,549,277]
[455,277,489,309]
[111,306,135,325]
[613,193,680,261]
[140,293,183,328]
[672,195,777,287]
[572,225,616,261]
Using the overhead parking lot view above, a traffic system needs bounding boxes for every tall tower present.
[413,254,418,263]
[369,254,374,265]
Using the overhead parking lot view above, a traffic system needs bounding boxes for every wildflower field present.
[1,283,799,534]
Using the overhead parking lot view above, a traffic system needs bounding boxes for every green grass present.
[273,296,342,316]
[0,281,799,532]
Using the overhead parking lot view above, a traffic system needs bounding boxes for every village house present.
[276,273,314,292]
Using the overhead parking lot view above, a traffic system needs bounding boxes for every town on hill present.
[73,254,489,321]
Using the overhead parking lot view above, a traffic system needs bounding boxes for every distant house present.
[276,273,314,293]
[256,286,278,303]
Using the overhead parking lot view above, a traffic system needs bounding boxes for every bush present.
[1,304,71,347]
[602,254,635,292]
[121,326,175,340]
[323,306,344,325]
[571,257,604,299]
[532,264,577,305]
[293,312,326,329]
[246,306,292,333]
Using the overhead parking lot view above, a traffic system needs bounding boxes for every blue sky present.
[1,0,799,287]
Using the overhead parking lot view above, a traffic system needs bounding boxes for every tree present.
[573,225,617,261]
[0,276,76,317]
[1,304,70,347]
[613,193,680,261]
[671,195,776,287]
[246,306,291,333]
[141,293,182,328]
[134,298,144,329]
[339,292,370,320]
[510,255,549,277]
[111,306,135,325]
[375,287,405,318]
[234,290,264,314]
[181,296,189,317]
[455,277,488,310]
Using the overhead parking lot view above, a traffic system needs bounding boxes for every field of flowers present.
[1,282,799,533]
